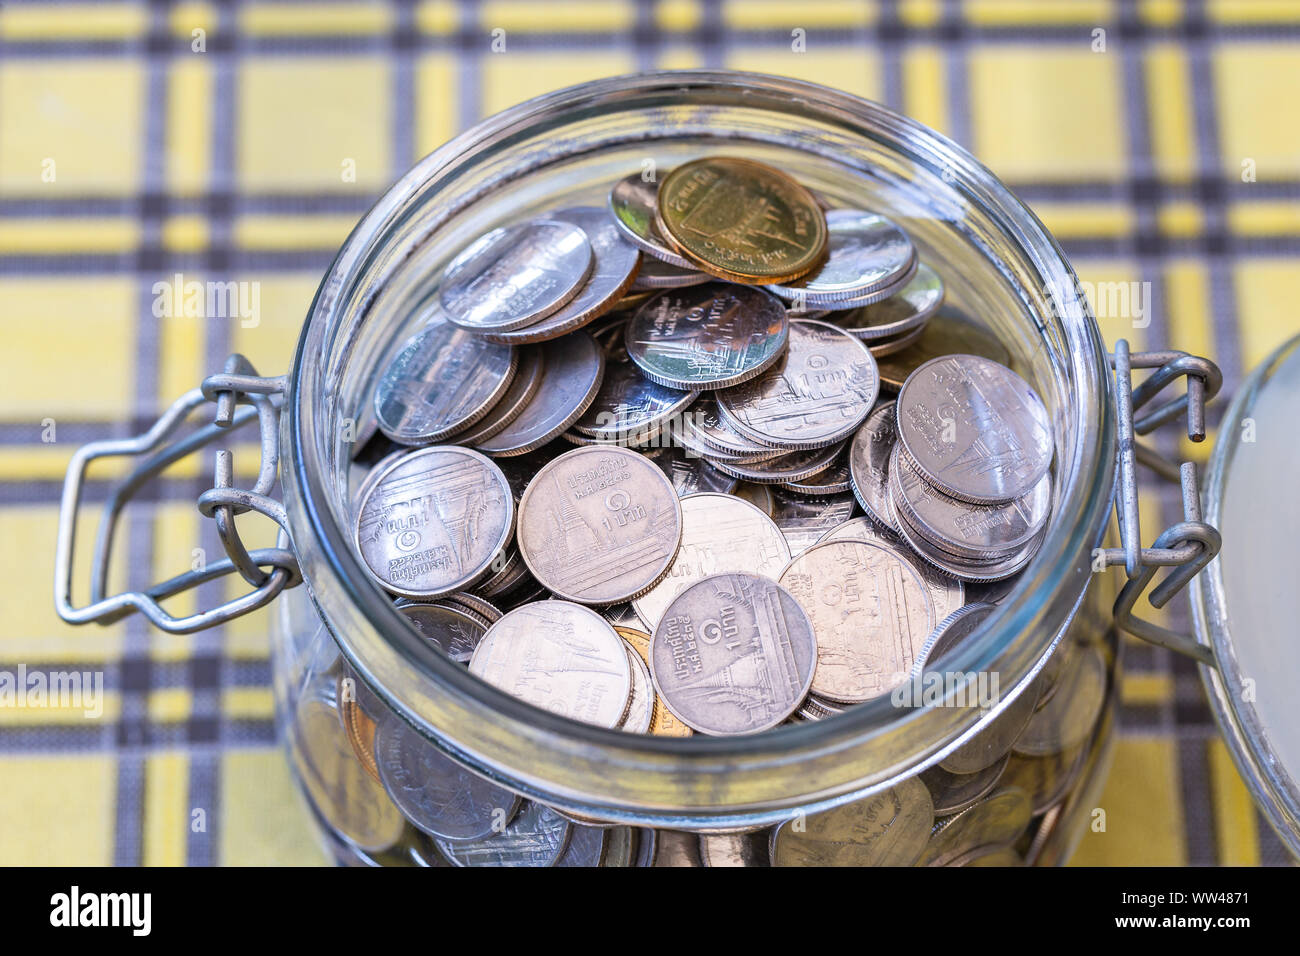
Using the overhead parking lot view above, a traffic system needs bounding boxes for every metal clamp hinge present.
[1103,340,1223,667]
[54,354,301,635]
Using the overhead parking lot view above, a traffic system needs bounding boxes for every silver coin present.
[291,693,406,852]
[818,517,965,623]
[374,714,521,841]
[437,801,572,867]
[835,262,944,341]
[920,754,1011,816]
[603,602,644,628]
[476,332,605,457]
[699,832,771,867]
[1013,641,1107,757]
[438,591,504,625]
[355,446,515,599]
[625,283,789,390]
[766,209,916,305]
[469,601,632,727]
[516,445,683,604]
[732,481,775,517]
[449,346,545,445]
[633,493,792,631]
[649,572,817,736]
[777,452,851,495]
[640,443,738,497]
[561,422,666,449]
[555,823,608,867]
[889,444,1051,559]
[395,599,490,663]
[893,499,1046,583]
[373,318,518,445]
[785,256,917,313]
[796,693,845,722]
[848,400,900,531]
[631,256,712,289]
[476,207,641,346]
[618,641,655,734]
[676,396,784,462]
[769,487,857,556]
[607,171,697,269]
[770,777,934,866]
[779,539,934,703]
[708,441,847,485]
[717,319,880,450]
[866,320,927,357]
[918,786,1032,867]
[440,219,592,332]
[571,360,698,444]
[912,602,998,675]
[896,354,1053,504]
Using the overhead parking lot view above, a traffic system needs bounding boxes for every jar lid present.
[1194,332,1300,856]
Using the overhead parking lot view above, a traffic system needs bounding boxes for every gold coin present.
[615,625,693,738]
[341,696,382,783]
[655,157,828,284]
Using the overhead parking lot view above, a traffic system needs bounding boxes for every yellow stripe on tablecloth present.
[478,0,636,32]
[898,0,943,28]
[415,0,459,35]
[223,687,275,721]
[1208,0,1300,24]
[1229,201,1300,237]
[144,751,191,867]
[1233,259,1300,372]
[1139,0,1183,26]
[1032,202,1134,240]
[480,51,637,115]
[965,0,1114,26]
[233,215,358,252]
[655,0,703,32]
[0,218,139,256]
[414,53,458,160]
[166,59,214,197]
[1213,45,1300,181]
[0,690,118,725]
[169,2,218,39]
[0,2,148,40]
[902,45,948,136]
[1206,738,1261,866]
[1069,736,1187,866]
[0,754,116,866]
[722,0,876,29]
[1157,201,1203,239]
[1120,672,1174,707]
[239,3,392,36]
[723,51,882,101]
[1145,43,1196,184]
[220,749,330,866]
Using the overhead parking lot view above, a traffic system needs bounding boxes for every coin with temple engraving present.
[374,712,521,841]
[779,539,935,703]
[769,487,857,556]
[896,354,1052,504]
[649,572,816,735]
[608,170,697,269]
[634,493,792,630]
[517,445,682,604]
[476,332,605,457]
[477,207,642,346]
[717,319,879,450]
[440,219,592,331]
[355,446,515,599]
[374,318,518,445]
[766,209,916,306]
[395,599,489,664]
[770,776,934,866]
[437,801,572,867]
[625,283,789,390]
[571,359,698,444]
[468,601,632,727]
[450,346,545,445]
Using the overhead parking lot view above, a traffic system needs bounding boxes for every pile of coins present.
[331,154,1083,864]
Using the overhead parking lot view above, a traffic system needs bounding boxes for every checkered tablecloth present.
[1,0,1297,867]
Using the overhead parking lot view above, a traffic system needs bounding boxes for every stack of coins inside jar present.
[293,156,1113,866]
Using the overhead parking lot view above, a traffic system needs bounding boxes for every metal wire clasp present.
[54,355,301,635]
[1103,340,1223,666]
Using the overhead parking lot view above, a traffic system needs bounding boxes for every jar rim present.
[283,69,1116,826]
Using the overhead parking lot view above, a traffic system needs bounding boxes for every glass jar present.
[56,71,1228,866]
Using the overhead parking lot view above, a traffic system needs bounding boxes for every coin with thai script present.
[374,713,521,841]
[770,777,934,866]
[649,572,816,735]
[395,599,490,664]
[476,332,605,457]
[570,359,698,445]
[848,400,900,531]
[625,283,789,390]
[639,444,738,497]
[918,786,1032,867]
[608,170,697,269]
[374,318,518,445]
[468,601,632,727]
[634,493,792,630]
[478,207,642,346]
[717,319,879,450]
[896,354,1053,504]
[516,445,682,604]
[779,539,934,703]
[449,346,545,445]
[834,262,944,341]
[437,801,572,867]
[656,157,828,284]
[441,219,592,332]
[616,626,694,737]
[766,210,916,306]
[355,446,515,599]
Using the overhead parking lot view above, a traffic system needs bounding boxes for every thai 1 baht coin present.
[354,446,515,599]
[649,572,816,735]
[437,801,572,867]
[516,445,683,604]
[570,359,697,445]
[766,209,916,306]
[616,626,693,737]
[449,346,545,445]
[770,776,934,866]
[395,599,490,663]
[918,786,1032,867]
[834,261,944,341]
[440,219,592,332]
[617,642,655,734]
[625,282,789,390]
[607,170,697,269]
[373,318,518,445]
[848,400,900,531]
[717,319,879,450]
[639,444,738,497]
